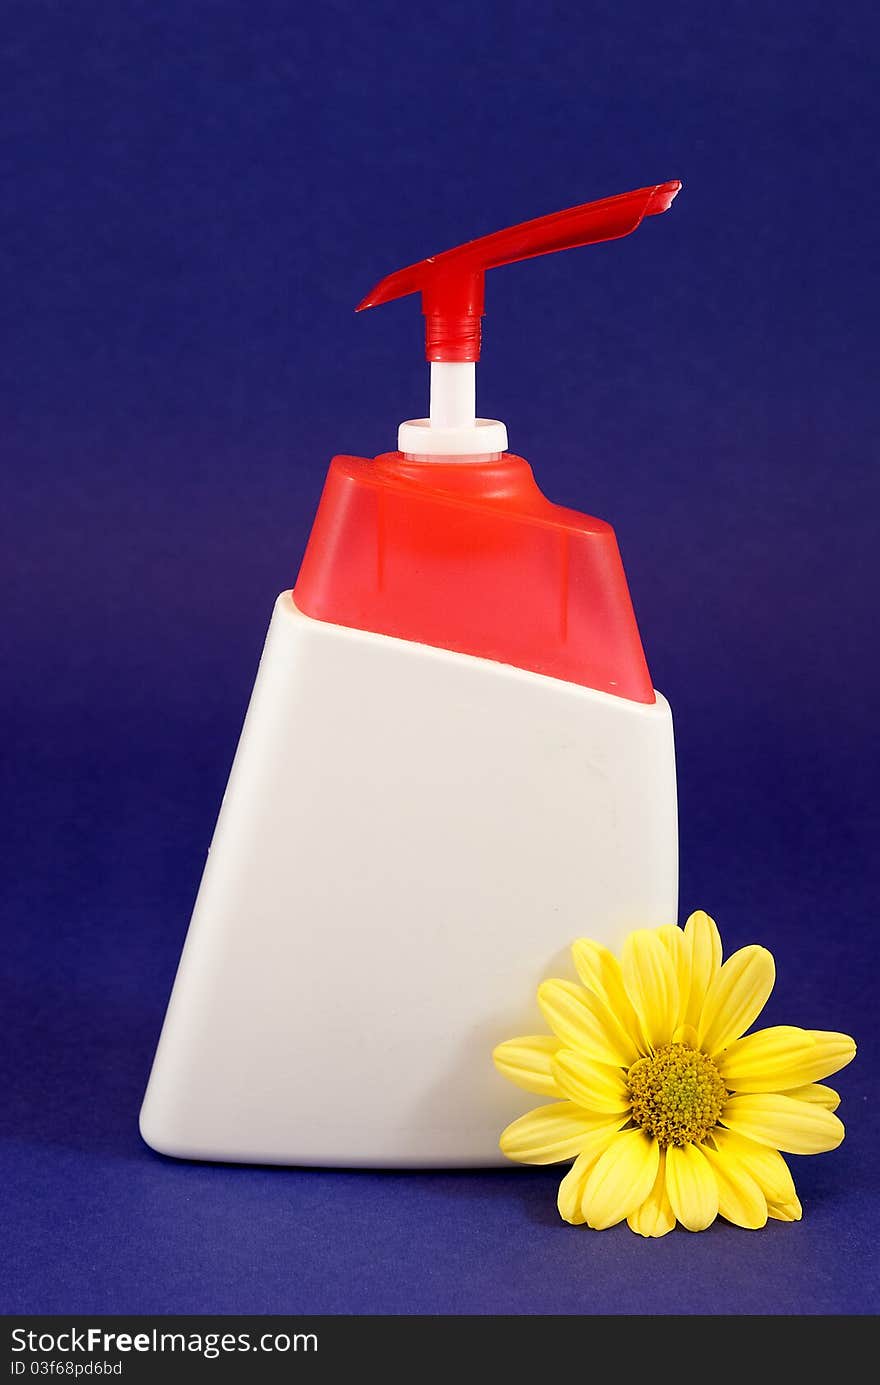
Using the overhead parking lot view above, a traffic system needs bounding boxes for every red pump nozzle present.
[357,180,681,362]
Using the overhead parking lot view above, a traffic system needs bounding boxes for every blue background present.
[2,0,878,1315]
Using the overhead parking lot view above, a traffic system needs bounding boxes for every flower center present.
[627,1043,727,1147]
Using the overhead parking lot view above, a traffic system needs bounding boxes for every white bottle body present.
[140,593,677,1167]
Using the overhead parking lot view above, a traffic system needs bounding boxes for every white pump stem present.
[429,363,476,428]
[397,363,508,459]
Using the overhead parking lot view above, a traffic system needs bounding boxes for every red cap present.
[294,451,656,703]
[357,180,681,361]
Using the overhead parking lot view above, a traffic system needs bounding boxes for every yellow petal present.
[556,1126,624,1223]
[557,1152,592,1224]
[763,1030,856,1087]
[711,1128,798,1205]
[500,1102,623,1165]
[537,980,638,1065]
[782,1083,840,1111]
[722,1093,844,1154]
[537,979,639,1066]
[701,1142,767,1229]
[622,929,680,1049]
[571,938,646,1051]
[578,987,643,1067]
[536,979,595,1049]
[581,1129,661,1230]
[657,924,690,1029]
[697,945,775,1057]
[665,1142,719,1231]
[552,1050,631,1114]
[627,1148,675,1238]
[767,1196,803,1222]
[492,1035,562,1097]
[683,910,722,1029]
[719,1025,816,1093]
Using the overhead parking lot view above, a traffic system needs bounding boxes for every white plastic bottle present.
[140,181,681,1166]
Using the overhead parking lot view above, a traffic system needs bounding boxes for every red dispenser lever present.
[358,180,681,361]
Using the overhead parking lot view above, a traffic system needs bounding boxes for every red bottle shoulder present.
[294,452,654,703]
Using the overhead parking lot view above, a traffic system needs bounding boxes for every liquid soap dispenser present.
[141,181,681,1167]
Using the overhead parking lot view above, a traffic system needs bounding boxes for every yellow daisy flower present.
[493,912,856,1235]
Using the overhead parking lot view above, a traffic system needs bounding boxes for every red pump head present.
[358,180,681,363]
[294,180,683,702]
